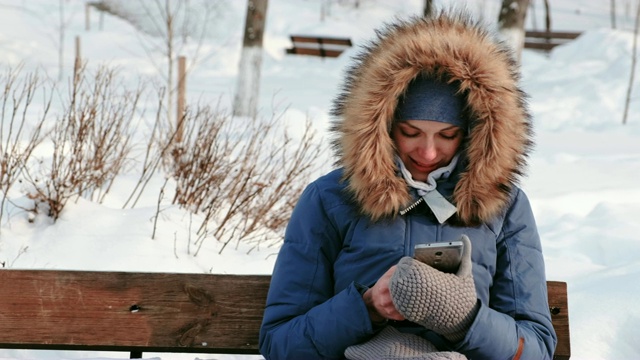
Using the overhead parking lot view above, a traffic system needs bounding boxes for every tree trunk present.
[424,0,434,17]
[233,0,269,119]
[622,0,639,125]
[58,0,65,81]
[498,0,530,63]
[165,0,175,128]
[544,0,551,31]
[611,0,617,29]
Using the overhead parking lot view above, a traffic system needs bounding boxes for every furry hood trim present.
[330,12,533,225]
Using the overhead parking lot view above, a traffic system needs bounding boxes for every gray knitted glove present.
[389,235,479,343]
[344,326,467,360]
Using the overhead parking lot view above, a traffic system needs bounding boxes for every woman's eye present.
[401,130,419,137]
[440,132,459,140]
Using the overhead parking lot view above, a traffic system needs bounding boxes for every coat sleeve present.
[259,182,376,360]
[453,189,557,360]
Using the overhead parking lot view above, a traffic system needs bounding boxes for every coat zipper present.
[399,197,424,216]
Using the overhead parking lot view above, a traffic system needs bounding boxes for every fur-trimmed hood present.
[330,12,533,225]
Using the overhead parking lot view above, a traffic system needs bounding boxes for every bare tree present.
[498,0,530,63]
[543,0,551,32]
[233,0,269,119]
[94,0,222,135]
[527,0,537,30]
[140,0,179,130]
[622,0,639,125]
[1,2,77,81]
[320,0,330,22]
[611,0,617,29]
[424,0,434,18]
[137,0,221,133]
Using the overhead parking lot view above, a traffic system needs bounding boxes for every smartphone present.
[414,240,464,273]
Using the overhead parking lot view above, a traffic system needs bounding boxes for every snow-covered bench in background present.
[286,35,352,58]
[0,270,570,359]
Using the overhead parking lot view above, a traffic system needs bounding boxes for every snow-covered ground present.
[1,0,639,359]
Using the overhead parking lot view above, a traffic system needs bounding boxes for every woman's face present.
[392,120,464,182]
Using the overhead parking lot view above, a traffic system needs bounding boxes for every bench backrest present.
[524,30,581,51]
[0,270,570,359]
[286,35,352,58]
[548,280,571,360]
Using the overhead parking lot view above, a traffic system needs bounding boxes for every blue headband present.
[395,76,465,128]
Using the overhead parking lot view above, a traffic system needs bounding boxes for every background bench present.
[524,30,582,51]
[286,35,352,58]
[0,270,570,359]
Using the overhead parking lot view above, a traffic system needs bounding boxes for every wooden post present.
[74,36,81,86]
[85,3,90,31]
[176,56,186,143]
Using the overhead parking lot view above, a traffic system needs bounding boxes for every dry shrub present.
[2,64,327,256]
[22,66,142,220]
[0,66,50,229]
[122,86,175,209]
[170,105,324,254]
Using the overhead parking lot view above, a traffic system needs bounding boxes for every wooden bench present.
[0,270,570,359]
[286,35,352,58]
[524,30,582,51]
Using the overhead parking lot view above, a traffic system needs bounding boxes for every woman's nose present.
[417,141,438,161]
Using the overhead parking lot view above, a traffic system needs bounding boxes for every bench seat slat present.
[290,35,352,46]
[286,47,344,58]
[525,31,581,40]
[0,270,269,354]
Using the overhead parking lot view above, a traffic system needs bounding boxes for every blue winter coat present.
[260,13,557,360]
[259,168,556,359]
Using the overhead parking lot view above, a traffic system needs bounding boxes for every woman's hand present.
[363,265,406,322]
[389,235,478,342]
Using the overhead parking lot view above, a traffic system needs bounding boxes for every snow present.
[1,0,639,359]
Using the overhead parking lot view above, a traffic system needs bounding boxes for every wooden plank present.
[0,270,270,354]
[525,31,581,40]
[524,30,581,51]
[547,281,571,360]
[287,35,352,58]
[524,41,561,50]
[286,47,343,58]
[290,35,352,46]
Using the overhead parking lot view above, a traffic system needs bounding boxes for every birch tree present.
[424,0,434,17]
[498,0,530,63]
[233,0,269,119]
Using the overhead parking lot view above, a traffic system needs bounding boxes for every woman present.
[259,11,557,360]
